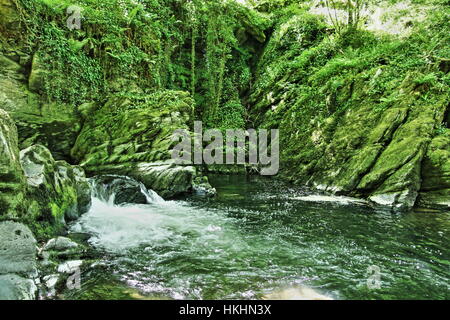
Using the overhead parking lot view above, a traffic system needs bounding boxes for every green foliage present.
[7,0,449,137]
[323,0,371,34]
[435,123,448,136]
[39,22,103,104]
[11,0,271,129]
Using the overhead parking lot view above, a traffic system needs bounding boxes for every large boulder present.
[90,175,149,205]
[0,221,38,300]
[71,90,200,198]
[1,108,91,240]
[0,221,37,276]
[130,162,196,198]
[20,144,91,224]
[0,108,27,218]
[87,162,198,199]
[0,274,37,300]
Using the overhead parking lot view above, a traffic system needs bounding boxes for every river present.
[65,175,450,300]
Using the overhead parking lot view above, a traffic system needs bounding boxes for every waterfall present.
[89,175,164,205]
[70,175,167,252]
[139,183,164,204]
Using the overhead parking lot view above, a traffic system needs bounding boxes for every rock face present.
[71,90,193,168]
[20,144,91,224]
[0,221,38,300]
[1,107,91,229]
[417,133,450,210]
[91,175,148,205]
[130,162,197,198]
[28,53,47,93]
[0,108,27,218]
[248,14,449,211]
[0,0,20,38]
[0,50,82,161]
[71,91,200,198]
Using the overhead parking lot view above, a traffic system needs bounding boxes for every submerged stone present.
[262,286,333,300]
[293,195,368,205]
[193,176,217,197]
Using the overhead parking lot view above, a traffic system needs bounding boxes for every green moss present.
[26,219,61,242]
[421,131,450,192]
[71,90,194,170]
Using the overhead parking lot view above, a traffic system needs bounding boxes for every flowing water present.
[67,175,450,300]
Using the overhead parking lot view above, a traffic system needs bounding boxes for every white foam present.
[293,195,367,205]
[70,192,237,253]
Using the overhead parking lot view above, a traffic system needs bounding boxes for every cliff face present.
[247,11,449,211]
[0,108,27,218]
[0,108,91,238]
[0,0,448,211]
[418,134,450,209]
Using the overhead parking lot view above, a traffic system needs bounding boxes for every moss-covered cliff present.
[247,3,449,210]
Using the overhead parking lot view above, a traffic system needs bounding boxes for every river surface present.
[66,175,450,300]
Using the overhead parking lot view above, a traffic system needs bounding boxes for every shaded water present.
[68,175,450,300]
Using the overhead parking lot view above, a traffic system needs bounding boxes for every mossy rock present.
[0,108,27,219]
[71,90,199,198]
[0,0,21,38]
[20,144,91,231]
[28,53,48,93]
[247,11,449,210]
[0,63,81,161]
[418,131,450,209]
[71,90,193,168]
